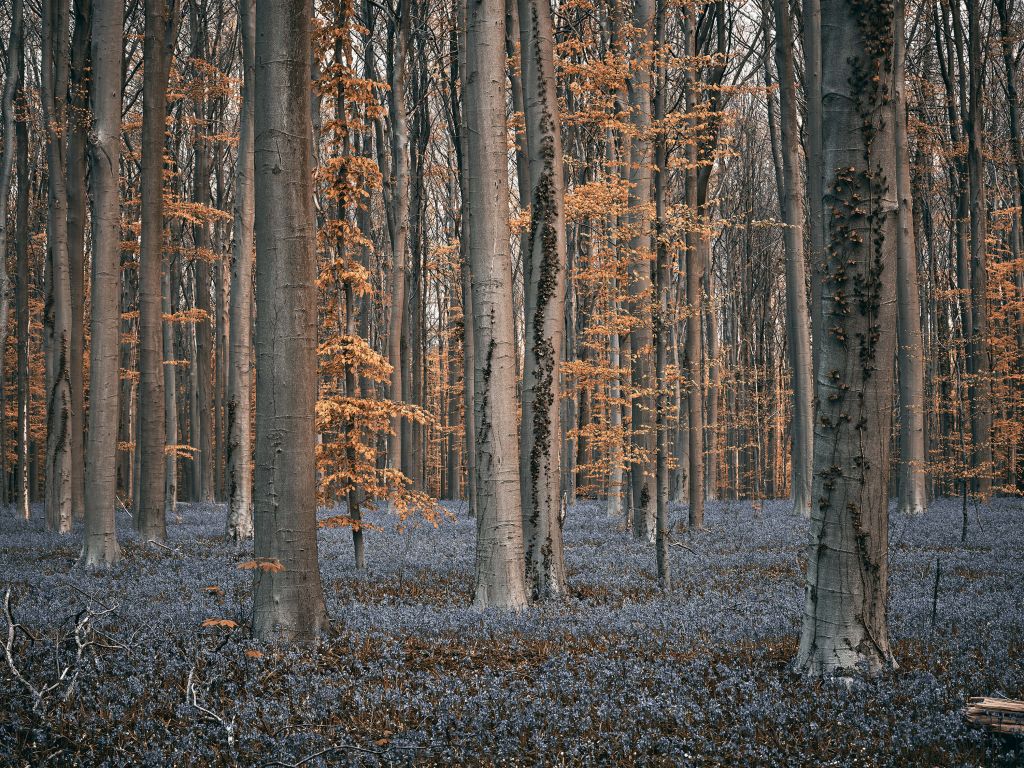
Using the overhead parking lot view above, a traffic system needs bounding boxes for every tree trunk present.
[136,0,173,542]
[252,0,328,641]
[42,0,74,534]
[773,0,813,517]
[226,0,255,541]
[464,0,529,609]
[163,260,178,518]
[82,0,125,567]
[803,0,825,381]
[794,0,898,676]
[516,0,567,600]
[893,0,926,515]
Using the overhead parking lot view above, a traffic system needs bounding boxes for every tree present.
[773,0,813,517]
[794,0,899,675]
[464,0,529,609]
[82,0,126,567]
[517,0,567,600]
[252,0,329,641]
[226,0,255,541]
[137,0,176,542]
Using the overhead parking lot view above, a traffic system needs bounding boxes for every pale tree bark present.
[137,0,175,542]
[772,0,813,517]
[385,0,411,478]
[795,0,898,676]
[82,0,125,567]
[464,0,529,609]
[517,0,567,600]
[893,0,926,515]
[163,261,178,519]
[67,0,90,523]
[226,0,255,541]
[15,37,30,522]
[42,0,74,534]
[803,0,825,379]
[627,0,656,542]
[965,0,991,498]
[252,0,328,641]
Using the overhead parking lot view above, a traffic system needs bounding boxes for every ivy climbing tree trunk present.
[464,0,529,609]
[794,0,898,676]
[517,0,567,601]
[82,0,125,567]
[252,0,328,641]
[226,0,255,541]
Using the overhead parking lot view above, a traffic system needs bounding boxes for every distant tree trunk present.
[893,0,926,515]
[516,0,567,601]
[42,0,74,534]
[794,0,898,676]
[226,0,255,541]
[163,261,178,518]
[773,0,813,517]
[965,0,991,498]
[386,0,411,479]
[82,0,125,567]
[136,0,173,542]
[803,0,825,379]
[5,0,26,520]
[252,0,328,642]
[67,0,91,523]
[464,0,529,609]
[627,0,656,542]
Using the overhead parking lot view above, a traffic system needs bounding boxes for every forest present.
[0,0,1022,761]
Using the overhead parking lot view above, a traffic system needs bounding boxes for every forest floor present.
[1,497,1022,767]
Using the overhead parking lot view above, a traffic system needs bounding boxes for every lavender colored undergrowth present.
[0,497,1021,766]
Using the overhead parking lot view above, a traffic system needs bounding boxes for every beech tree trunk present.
[795,0,898,676]
[464,0,529,609]
[42,0,74,534]
[252,0,328,641]
[773,0,813,517]
[82,0,125,567]
[226,0,255,541]
[893,0,927,515]
[163,261,178,518]
[137,0,174,542]
[517,0,567,601]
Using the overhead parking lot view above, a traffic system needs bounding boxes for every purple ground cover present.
[1,497,1021,766]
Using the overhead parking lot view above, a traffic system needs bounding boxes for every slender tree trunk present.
[464,0,529,609]
[893,0,926,515]
[516,0,567,600]
[67,0,91,523]
[137,0,173,542]
[82,0,125,567]
[794,0,898,676]
[803,0,825,379]
[252,0,328,641]
[42,0,74,534]
[226,0,255,541]
[163,260,178,518]
[773,0,813,517]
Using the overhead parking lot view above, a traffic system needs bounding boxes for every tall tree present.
[773,0,813,517]
[517,0,567,600]
[794,0,899,676]
[82,0,126,567]
[41,0,74,533]
[226,0,255,541]
[252,0,328,641]
[137,0,175,542]
[464,0,529,609]
[14,16,30,522]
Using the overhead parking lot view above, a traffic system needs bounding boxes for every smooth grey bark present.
[252,0,328,642]
[773,0,813,517]
[137,0,174,542]
[517,0,567,600]
[794,0,898,676]
[226,0,255,541]
[67,0,91,523]
[11,0,29,522]
[42,0,74,534]
[82,0,125,567]
[464,0,529,609]
[163,260,178,519]
[627,0,656,542]
[893,0,926,516]
[802,0,825,379]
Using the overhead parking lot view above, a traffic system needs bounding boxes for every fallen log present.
[964,697,1024,736]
